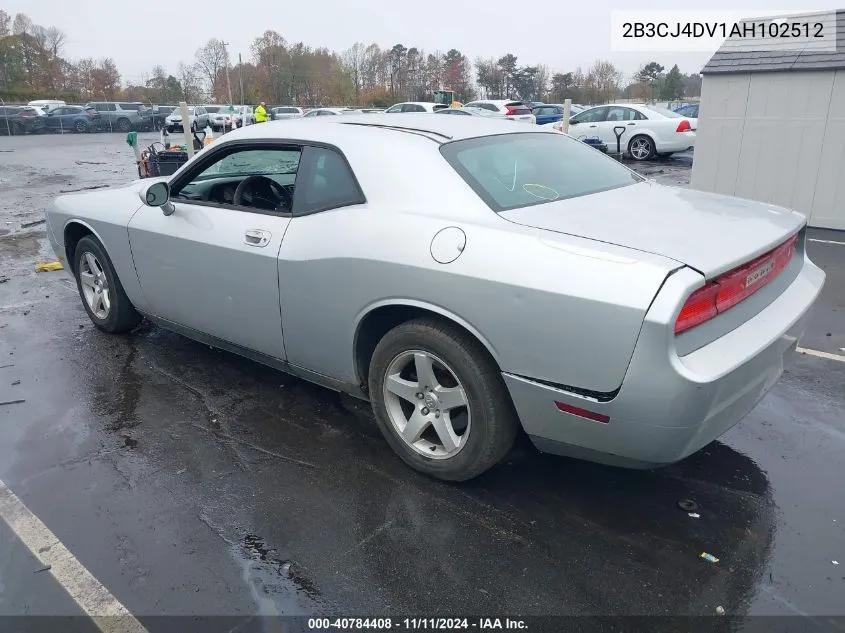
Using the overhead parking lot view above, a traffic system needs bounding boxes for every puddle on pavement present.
[236,533,324,616]
[92,345,143,432]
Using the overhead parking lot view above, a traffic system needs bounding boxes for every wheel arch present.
[63,220,104,274]
[352,300,501,390]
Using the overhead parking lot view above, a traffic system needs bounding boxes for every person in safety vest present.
[255,102,269,123]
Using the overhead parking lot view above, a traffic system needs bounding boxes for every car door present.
[598,106,642,150]
[44,107,64,130]
[534,106,555,125]
[127,143,302,359]
[276,144,367,378]
[567,106,607,139]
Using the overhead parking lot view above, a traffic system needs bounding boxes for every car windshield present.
[205,106,221,113]
[118,103,142,111]
[275,107,299,113]
[441,132,642,212]
[644,105,682,118]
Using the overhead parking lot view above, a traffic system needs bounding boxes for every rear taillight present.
[506,106,530,115]
[676,119,692,133]
[674,234,799,335]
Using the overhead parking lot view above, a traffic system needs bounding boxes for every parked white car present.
[271,106,304,120]
[28,99,66,114]
[564,103,696,160]
[301,108,363,117]
[462,100,536,123]
[384,102,446,113]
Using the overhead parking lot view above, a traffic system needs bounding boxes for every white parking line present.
[0,479,149,633]
[808,238,845,246]
[796,347,845,363]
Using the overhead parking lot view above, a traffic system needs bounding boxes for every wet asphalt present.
[0,133,843,629]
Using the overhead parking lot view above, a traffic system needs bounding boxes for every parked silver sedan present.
[44,114,825,481]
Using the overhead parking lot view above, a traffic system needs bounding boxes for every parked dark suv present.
[0,106,47,135]
[84,102,148,132]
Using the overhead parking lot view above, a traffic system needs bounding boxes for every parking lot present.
[1,132,844,628]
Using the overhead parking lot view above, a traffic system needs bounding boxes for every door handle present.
[627,122,636,126]
[589,125,597,128]
[243,229,271,247]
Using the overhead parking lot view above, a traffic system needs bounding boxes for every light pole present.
[221,41,234,106]
[0,97,10,136]
[238,53,244,106]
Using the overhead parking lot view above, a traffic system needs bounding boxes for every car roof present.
[467,99,526,105]
[225,112,552,144]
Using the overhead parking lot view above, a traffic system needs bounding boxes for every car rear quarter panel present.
[47,186,148,311]
[277,133,682,393]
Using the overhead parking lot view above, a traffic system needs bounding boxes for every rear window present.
[643,105,682,118]
[276,107,299,113]
[118,103,142,110]
[441,132,642,212]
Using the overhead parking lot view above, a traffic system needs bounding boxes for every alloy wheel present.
[382,350,471,459]
[630,137,652,160]
[79,252,111,319]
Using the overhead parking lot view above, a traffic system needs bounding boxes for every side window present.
[296,146,364,215]
[385,105,403,113]
[634,109,647,120]
[605,107,633,121]
[106,103,117,112]
[173,147,302,213]
[404,104,426,113]
[52,108,65,115]
[571,107,607,124]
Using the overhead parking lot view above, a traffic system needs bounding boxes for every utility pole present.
[221,41,234,105]
[238,53,245,105]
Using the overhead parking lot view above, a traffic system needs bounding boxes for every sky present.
[3,0,842,84]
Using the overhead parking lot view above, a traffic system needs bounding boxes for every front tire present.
[74,236,142,334]
[368,318,518,482]
[628,135,656,161]
[74,120,88,133]
[116,118,132,133]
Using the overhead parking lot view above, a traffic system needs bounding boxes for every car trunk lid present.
[499,182,805,278]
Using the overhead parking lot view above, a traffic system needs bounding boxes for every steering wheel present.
[233,175,290,210]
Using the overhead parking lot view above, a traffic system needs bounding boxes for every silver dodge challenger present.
[45,114,825,481]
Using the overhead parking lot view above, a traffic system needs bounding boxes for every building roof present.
[701,10,845,75]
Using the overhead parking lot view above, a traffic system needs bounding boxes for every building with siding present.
[690,10,845,230]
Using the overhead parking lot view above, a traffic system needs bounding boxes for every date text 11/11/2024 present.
[622,21,825,39]
[307,618,528,630]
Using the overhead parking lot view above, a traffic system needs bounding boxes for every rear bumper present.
[504,252,825,467]
[655,131,696,153]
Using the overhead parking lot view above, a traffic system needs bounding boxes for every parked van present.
[28,100,66,114]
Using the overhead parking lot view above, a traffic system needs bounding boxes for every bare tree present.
[45,26,65,55]
[342,42,366,102]
[0,10,11,36]
[12,12,32,35]
[194,38,227,95]
[177,62,203,102]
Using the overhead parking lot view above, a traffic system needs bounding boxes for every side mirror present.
[140,181,175,216]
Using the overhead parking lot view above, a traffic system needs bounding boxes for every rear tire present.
[74,236,142,334]
[116,118,132,132]
[628,134,656,161]
[368,318,518,481]
[74,120,87,133]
